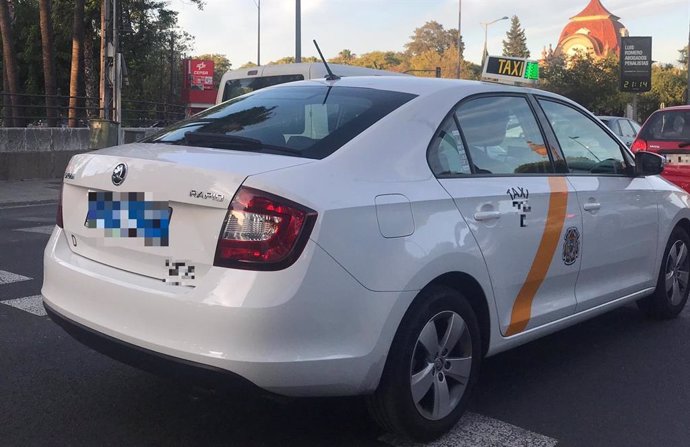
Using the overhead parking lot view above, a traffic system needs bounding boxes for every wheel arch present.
[421,272,492,357]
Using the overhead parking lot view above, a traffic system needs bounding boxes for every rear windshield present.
[641,110,690,141]
[146,85,417,159]
[222,75,305,101]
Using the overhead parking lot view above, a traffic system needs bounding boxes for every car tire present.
[637,226,690,319]
[367,285,481,442]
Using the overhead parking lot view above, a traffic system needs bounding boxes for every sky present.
[174,0,689,68]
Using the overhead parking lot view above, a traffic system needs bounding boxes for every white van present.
[216,62,406,104]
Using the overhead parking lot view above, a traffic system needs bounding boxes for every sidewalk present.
[0,178,61,208]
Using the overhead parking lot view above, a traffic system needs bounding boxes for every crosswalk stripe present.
[14,225,55,235]
[379,412,557,447]
[0,270,32,285]
[1,295,47,316]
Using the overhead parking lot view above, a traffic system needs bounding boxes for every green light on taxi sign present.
[524,62,539,81]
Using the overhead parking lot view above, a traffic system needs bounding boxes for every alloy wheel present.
[410,310,473,421]
[665,240,690,305]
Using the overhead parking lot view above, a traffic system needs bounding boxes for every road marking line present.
[1,295,47,316]
[14,225,55,235]
[0,270,32,285]
[14,217,57,223]
[379,412,557,447]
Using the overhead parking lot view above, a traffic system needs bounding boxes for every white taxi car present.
[43,76,688,441]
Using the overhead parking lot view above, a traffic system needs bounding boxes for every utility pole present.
[686,21,689,105]
[99,0,111,120]
[295,0,301,63]
[254,0,260,65]
[456,0,461,79]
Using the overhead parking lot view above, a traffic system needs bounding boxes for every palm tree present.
[68,0,84,127]
[0,0,21,126]
[39,0,57,127]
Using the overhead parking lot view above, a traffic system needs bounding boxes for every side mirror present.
[635,151,665,176]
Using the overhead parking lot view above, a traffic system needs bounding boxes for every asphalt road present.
[2,203,690,446]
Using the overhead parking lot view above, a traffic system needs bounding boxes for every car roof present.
[274,75,568,102]
[597,116,624,120]
[654,105,690,112]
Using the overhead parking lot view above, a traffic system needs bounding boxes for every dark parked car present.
[597,116,641,147]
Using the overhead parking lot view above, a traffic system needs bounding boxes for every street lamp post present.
[254,0,260,65]
[481,16,508,67]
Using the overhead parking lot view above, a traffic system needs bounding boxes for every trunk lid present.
[61,142,312,283]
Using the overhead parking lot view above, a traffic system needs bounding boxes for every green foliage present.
[502,15,530,58]
[405,21,463,57]
[540,52,628,115]
[679,46,688,66]
[638,63,688,121]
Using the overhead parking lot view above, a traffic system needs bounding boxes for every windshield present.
[641,110,690,142]
[146,85,417,159]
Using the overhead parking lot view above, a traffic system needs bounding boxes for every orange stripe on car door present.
[505,177,569,336]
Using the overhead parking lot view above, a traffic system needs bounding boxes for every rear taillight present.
[213,187,317,270]
[56,183,64,228]
[631,138,648,152]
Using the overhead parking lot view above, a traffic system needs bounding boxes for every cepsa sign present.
[481,56,539,86]
[181,59,218,109]
[187,59,215,91]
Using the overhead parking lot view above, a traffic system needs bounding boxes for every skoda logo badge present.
[112,163,127,186]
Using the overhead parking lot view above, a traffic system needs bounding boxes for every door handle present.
[583,202,601,212]
[474,211,502,221]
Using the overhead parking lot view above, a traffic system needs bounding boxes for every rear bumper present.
[42,227,415,396]
[44,300,259,392]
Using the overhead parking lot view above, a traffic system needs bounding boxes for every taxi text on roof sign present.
[481,55,539,86]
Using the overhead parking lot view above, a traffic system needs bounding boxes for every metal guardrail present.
[0,92,186,128]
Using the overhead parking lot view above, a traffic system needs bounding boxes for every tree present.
[349,51,403,70]
[39,0,57,126]
[195,53,231,87]
[540,52,626,115]
[678,45,688,66]
[638,64,688,121]
[328,49,356,64]
[0,0,22,126]
[502,15,530,58]
[68,0,84,127]
[405,21,461,57]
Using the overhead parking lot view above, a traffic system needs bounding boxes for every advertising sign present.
[181,59,218,111]
[188,59,214,91]
[481,56,539,85]
[620,37,652,92]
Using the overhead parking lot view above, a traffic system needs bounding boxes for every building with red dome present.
[555,0,629,59]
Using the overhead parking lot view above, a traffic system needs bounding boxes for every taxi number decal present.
[508,187,531,228]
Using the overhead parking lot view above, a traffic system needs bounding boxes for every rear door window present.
[454,96,552,174]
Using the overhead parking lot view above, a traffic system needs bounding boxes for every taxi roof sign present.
[481,55,539,86]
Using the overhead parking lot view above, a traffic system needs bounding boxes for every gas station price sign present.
[620,36,652,93]
[481,56,539,85]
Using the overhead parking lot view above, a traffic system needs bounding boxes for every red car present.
[632,105,690,192]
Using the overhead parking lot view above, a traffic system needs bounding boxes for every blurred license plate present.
[664,154,690,165]
[84,191,171,246]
